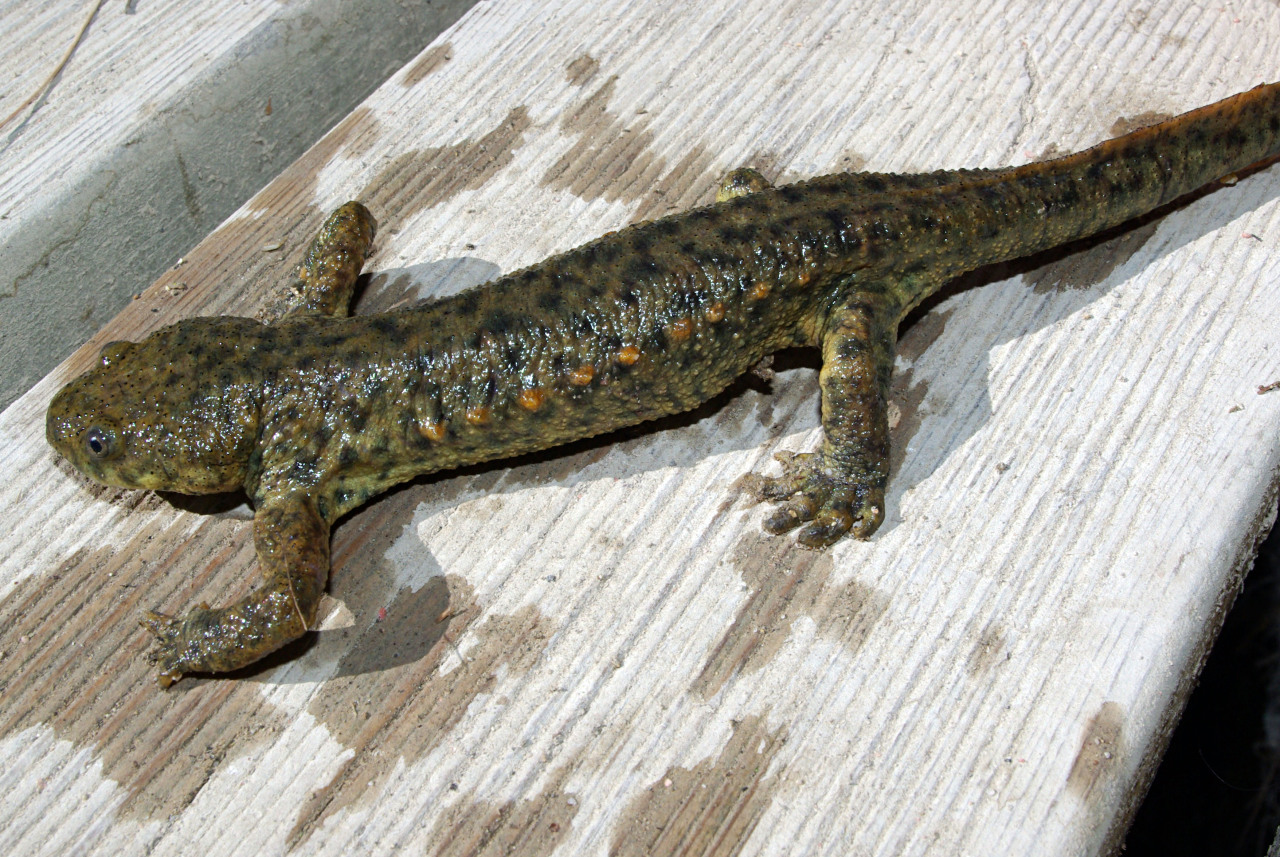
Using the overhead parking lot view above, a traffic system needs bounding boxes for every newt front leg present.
[142,494,330,686]
[137,204,375,685]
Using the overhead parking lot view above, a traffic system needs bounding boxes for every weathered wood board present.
[3,0,1279,854]
[0,0,476,411]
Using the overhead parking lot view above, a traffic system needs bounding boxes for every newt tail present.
[46,82,1280,684]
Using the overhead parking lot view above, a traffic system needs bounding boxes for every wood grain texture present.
[2,0,1279,854]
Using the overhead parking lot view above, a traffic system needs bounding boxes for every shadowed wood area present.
[2,0,1279,854]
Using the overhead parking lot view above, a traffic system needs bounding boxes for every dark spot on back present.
[486,311,513,334]
[861,175,888,193]
[456,293,480,315]
[625,258,659,280]
[718,224,756,244]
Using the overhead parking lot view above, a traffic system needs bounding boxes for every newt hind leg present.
[753,289,900,547]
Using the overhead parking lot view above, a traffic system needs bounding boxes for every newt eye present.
[85,426,119,460]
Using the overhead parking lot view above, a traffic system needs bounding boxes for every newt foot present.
[753,451,884,547]
[140,605,226,687]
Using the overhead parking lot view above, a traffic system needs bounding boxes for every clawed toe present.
[763,495,819,534]
[755,452,809,500]
[796,509,855,548]
[139,610,188,687]
[141,609,180,643]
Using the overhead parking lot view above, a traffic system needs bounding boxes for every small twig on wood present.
[0,0,107,134]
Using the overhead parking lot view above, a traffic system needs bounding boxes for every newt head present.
[47,317,264,494]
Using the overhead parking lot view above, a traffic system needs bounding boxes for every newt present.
[47,83,1280,685]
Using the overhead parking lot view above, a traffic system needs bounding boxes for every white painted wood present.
[1,0,1278,855]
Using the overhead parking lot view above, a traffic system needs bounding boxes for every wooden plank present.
[0,0,477,411]
[2,0,1279,854]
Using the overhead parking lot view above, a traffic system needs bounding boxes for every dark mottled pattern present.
[45,83,1280,683]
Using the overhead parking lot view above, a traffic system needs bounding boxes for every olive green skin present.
[46,83,1280,685]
